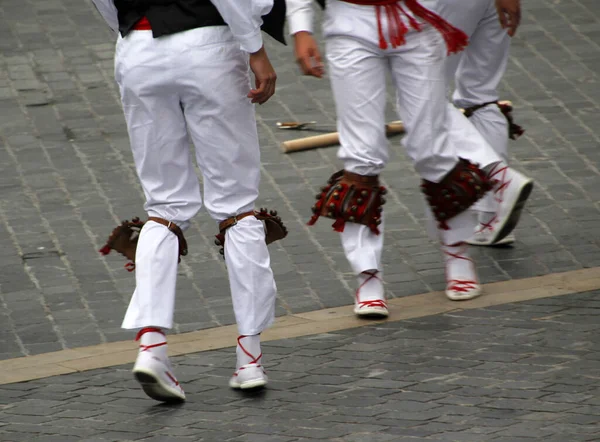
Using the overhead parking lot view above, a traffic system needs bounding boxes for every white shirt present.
[90,0,273,53]
[285,0,315,35]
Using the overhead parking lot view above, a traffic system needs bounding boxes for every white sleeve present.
[90,0,119,34]
[286,0,314,35]
[209,0,274,54]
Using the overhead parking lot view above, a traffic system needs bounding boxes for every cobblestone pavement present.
[1,0,600,359]
[0,291,599,441]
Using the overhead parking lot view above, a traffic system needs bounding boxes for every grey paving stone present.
[0,0,599,359]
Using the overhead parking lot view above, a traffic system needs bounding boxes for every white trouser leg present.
[324,34,389,177]
[122,222,180,329]
[118,27,276,334]
[179,29,277,336]
[434,0,512,216]
[115,30,204,330]
[389,25,457,183]
[325,23,388,277]
[223,218,276,335]
[340,215,384,275]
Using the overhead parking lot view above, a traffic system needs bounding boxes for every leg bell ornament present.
[421,158,495,230]
[308,170,387,235]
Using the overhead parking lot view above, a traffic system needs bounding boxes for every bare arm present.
[495,0,521,37]
[286,0,324,78]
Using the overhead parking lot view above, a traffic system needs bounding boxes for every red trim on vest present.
[133,16,152,31]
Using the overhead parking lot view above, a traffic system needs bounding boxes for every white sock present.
[138,328,168,359]
[356,270,384,302]
[442,243,478,282]
[237,335,262,368]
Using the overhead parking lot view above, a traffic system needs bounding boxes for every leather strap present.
[148,217,188,256]
[463,100,498,118]
[218,211,255,234]
[343,170,380,185]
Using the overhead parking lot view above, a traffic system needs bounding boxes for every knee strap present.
[214,209,288,256]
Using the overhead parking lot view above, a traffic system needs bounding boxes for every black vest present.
[115,0,286,46]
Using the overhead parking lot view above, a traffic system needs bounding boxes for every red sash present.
[341,0,468,54]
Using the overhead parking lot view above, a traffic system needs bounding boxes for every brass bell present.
[351,205,358,212]
[333,192,340,200]
[380,197,386,205]
[312,205,319,214]
[348,216,355,222]
[357,198,363,205]
[270,210,277,216]
[361,190,368,197]
[214,239,222,246]
[329,203,336,210]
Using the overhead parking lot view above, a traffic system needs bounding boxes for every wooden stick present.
[280,100,515,154]
[281,121,405,153]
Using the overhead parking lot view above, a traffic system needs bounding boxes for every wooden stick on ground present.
[280,100,514,154]
[281,121,405,153]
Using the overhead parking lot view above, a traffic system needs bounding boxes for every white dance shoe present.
[354,270,389,317]
[443,242,482,301]
[133,350,186,402]
[475,165,533,245]
[229,335,268,390]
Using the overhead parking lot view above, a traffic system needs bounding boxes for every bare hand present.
[248,46,277,105]
[496,0,521,37]
[294,31,324,78]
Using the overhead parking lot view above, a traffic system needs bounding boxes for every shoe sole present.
[446,287,482,301]
[492,180,533,245]
[133,369,185,403]
[354,306,389,318]
[465,235,515,247]
[229,378,267,390]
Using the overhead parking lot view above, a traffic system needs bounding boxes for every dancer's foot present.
[443,243,482,301]
[354,270,388,317]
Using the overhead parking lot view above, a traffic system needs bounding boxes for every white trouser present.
[323,0,502,272]
[116,27,276,336]
[427,0,511,212]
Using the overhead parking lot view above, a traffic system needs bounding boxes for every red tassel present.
[125,262,136,272]
[403,0,468,55]
[342,0,468,55]
[99,245,111,255]
[307,215,319,226]
[332,218,346,232]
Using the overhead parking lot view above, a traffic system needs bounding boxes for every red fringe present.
[99,245,111,255]
[332,218,346,232]
[403,0,468,55]
[307,215,319,226]
[341,0,468,54]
